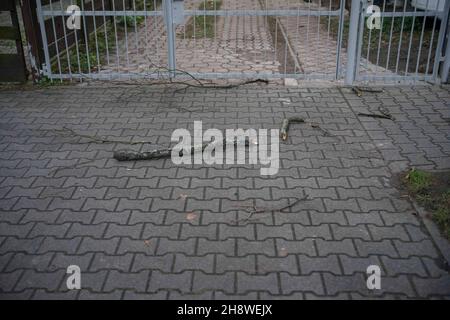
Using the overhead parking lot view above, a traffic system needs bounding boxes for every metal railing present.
[34,0,450,83]
[36,0,348,81]
[346,0,450,84]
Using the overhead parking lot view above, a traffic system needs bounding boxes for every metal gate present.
[346,0,450,84]
[36,0,348,81]
[34,0,450,83]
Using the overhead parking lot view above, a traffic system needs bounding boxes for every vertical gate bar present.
[122,0,130,73]
[49,0,62,81]
[442,6,450,83]
[375,0,386,68]
[203,0,206,38]
[335,0,345,80]
[35,0,52,79]
[366,12,372,72]
[214,0,217,43]
[294,1,300,75]
[143,0,149,72]
[101,0,110,67]
[91,0,101,73]
[274,15,278,63]
[111,0,121,74]
[434,0,450,81]
[164,0,176,77]
[193,1,196,54]
[80,0,92,78]
[425,0,439,75]
[72,12,82,81]
[442,21,450,83]
[306,0,310,50]
[405,5,417,76]
[132,0,140,74]
[394,0,407,74]
[345,0,361,85]
[283,1,289,76]
[385,0,397,70]
[415,0,430,77]
[354,0,365,79]
[265,0,269,71]
[59,0,72,81]
[326,0,331,76]
[153,0,158,67]
[316,0,321,74]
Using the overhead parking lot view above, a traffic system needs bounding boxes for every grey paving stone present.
[148,270,192,292]
[257,255,298,274]
[299,255,341,274]
[216,254,256,274]
[103,270,150,292]
[15,269,66,292]
[90,253,134,272]
[1,85,450,299]
[4,252,53,272]
[280,272,324,295]
[193,271,235,294]
[237,272,279,294]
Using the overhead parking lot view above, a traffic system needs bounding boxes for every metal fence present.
[36,0,348,81]
[346,0,450,84]
[34,0,450,83]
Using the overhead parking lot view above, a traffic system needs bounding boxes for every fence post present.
[345,0,362,85]
[164,0,176,78]
[440,3,450,84]
[20,0,44,81]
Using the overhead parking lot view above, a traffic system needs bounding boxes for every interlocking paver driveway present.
[0,84,449,299]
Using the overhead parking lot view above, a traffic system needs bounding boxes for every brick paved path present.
[0,84,449,299]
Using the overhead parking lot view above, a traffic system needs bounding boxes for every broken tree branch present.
[280,117,305,141]
[114,138,250,161]
[358,106,394,121]
[352,86,384,97]
[232,195,308,224]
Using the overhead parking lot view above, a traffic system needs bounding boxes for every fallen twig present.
[358,113,393,120]
[352,86,383,97]
[280,117,305,141]
[232,195,308,224]
[114,138,249,161]
[173,79,269,93]
[358,107,394,121]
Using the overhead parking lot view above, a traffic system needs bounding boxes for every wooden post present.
[20,0,44,81]
[0,0,28,82]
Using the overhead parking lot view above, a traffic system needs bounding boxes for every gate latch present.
[172,0,185,25]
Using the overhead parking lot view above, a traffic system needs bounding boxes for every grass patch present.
[183,0,222,39]
[402,169,450,239]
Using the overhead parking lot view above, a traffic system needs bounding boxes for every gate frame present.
[35,0,348,81]
[345,0,450,85]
